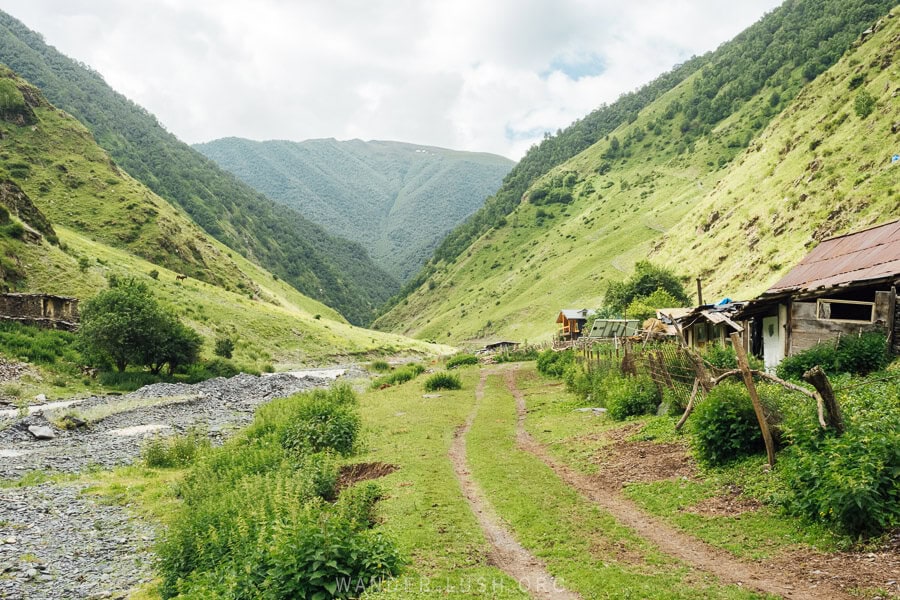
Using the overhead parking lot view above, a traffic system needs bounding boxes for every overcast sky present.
[1,0,782,159]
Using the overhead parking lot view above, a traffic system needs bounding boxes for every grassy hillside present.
[194,138,514,281]
[0,67,446,369]
[0,11,398,325]
[375,0,898,345]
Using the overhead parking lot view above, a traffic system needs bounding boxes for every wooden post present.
[696,278,704,306]
[802,366,844,435]
[730,332,776,467]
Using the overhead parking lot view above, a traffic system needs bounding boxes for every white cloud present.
[0,0,782,158]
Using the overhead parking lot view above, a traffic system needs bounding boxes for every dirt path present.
[503,368,855,600]
[448,370,579,600]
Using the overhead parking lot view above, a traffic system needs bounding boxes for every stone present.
[34,393,47,403]
[27,425,56,440]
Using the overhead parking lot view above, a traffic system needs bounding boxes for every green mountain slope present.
[375,0,897,345]
[0,10,398,325]
[194,138,514,281]
[0,66,446,367]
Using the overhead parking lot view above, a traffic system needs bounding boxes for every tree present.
[214,336,235,359]
[79,279,201,373]
[604,261,691,315]
[854,89,875,119]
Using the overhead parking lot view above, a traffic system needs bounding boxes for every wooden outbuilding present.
[556,309,595,341]
[657,302,747,350]
[736,219,900,369]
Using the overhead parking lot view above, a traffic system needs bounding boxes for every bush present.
[213,336,234,359]
[156,383,401,598]
[423,371,462,392]
[143,430,210,468]
[370,363,425,389]
[184,358,240,382]
[776,333,888,379]
[702,344,738,369]
[369,360,390,372]
[779,378,900,537]
[280,397,361,456]
[494,346,540,363]
[446,353,478,368]
[691,383,764,465]
[606,374,660,420]
[536,348,576,378]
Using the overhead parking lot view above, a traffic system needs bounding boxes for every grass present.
[517,363,847,561]
[376,9,900,345]
[353,369,525,598]
[465,367,761,599]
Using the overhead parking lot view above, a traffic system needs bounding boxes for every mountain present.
[193,138,514,281]
[0,10,398,326]
[374,0,898,344]
[0,65,445,366]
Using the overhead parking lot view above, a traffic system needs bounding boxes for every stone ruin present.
[0,293,79,331]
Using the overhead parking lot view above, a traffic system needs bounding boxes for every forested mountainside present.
[375,0,899,344]
[0,66,443,365]
[0,10,398,325]
[194,138,513,281]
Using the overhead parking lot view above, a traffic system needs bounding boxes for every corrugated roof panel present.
[766,219,900,294]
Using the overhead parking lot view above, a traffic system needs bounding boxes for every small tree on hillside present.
[79,279,201,373]
[603,261,691,315]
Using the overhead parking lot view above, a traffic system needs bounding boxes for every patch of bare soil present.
[337,461,398,490]
[594,437,697,490]
[685,485,763,517]
[771,543,899,599]
[504,367,859,600]
[449,370,579,600]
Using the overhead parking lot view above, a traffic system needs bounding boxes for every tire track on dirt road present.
[449,370,580,600]
[503,367,853,600]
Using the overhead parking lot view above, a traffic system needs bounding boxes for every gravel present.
[0,370,342,599]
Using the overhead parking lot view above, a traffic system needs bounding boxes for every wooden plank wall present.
[790,291,892,354]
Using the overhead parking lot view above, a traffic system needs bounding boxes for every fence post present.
[802,366,844,434]
[730,332,776,467]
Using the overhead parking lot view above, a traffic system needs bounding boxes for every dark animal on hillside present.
[176,274,187,281]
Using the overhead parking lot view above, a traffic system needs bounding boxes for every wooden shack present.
[737,219,900,370]
[556,309,595,341]
[657,302,747,350]
[0,293,79,330]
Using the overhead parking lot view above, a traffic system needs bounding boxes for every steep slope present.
[194,138,514,281]
[0,10,397,325]
[375,0,897,345]
[0,66,446,367]
[653,10,900,299]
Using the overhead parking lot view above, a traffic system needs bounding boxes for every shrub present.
[776,333,888,379]
[778,378,900,537]
[423,371,462,392]
[143,430,210,468]
[536,348,576,378]
[494,346,540,363]
[702,344,738,369]
[157,383,401,598]
[854,89,875,118]
[606,374,660,420]
[213,336,234,359]
[691,383,764,465]
[184,357,240,382]
[280,397,361,456]
[370,364,424,389]
[446,353,478,368]
[369,360,390,372]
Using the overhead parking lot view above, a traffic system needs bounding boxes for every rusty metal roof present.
[764,219,900,296]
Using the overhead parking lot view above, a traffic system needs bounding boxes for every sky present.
[0,0,783,160]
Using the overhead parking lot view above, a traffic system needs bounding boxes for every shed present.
[556,308,595,341]
[482,340,520,353]
[658,302,747,350]
[737,219,900,369]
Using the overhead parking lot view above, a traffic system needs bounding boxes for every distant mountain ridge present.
[0,10,397,325]
[194,137,514,281]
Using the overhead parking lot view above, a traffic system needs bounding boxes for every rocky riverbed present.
[0,369,345,599]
